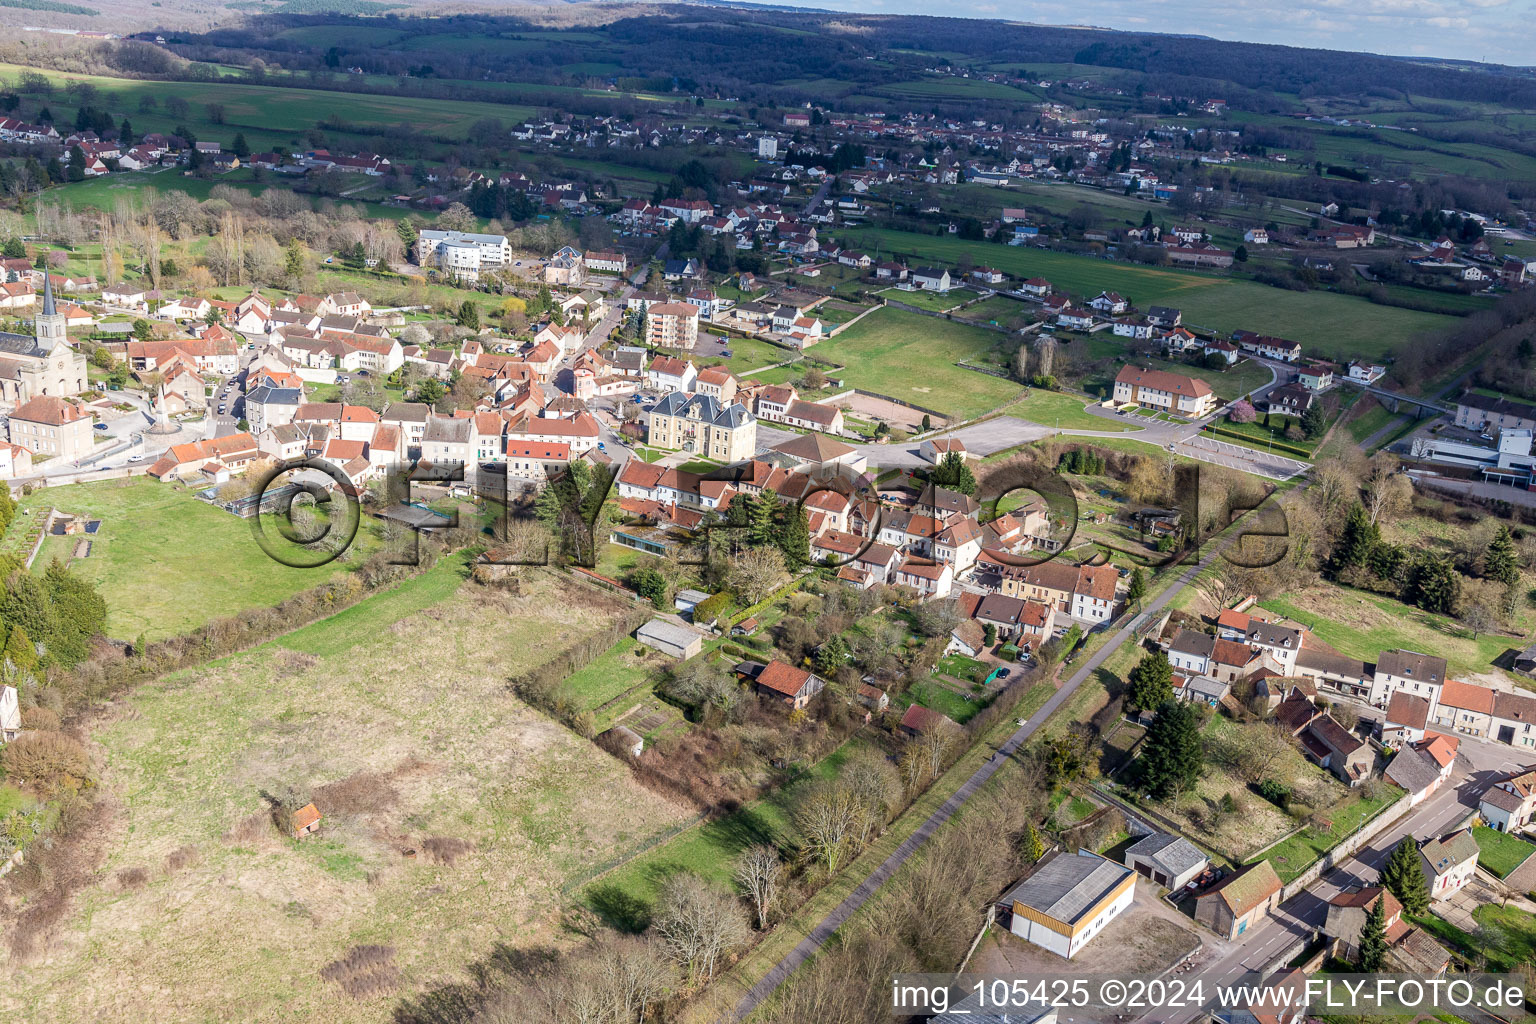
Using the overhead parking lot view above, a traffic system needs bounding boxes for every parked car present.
[94,422,108,431]
[127,454,144,463]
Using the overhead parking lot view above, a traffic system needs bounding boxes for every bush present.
[1257,778,1291,808]
[0,730,91,794]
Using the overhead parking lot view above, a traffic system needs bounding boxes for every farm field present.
[27,478,381,642]
[48,171,414,222]
[0,567,691,1024]
[843,228,1457,360]
[810,307,1022,420]
[0,63,537,152]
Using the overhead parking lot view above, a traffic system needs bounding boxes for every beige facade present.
[9,395,94,461]
[646,302,700,350]
[647,391,756,463]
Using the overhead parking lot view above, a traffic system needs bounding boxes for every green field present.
[30,478,378,641]
[811,307,1022,419]
[1258,587,1525,683]
[560,637,657,711]
[0,63,536,153]
[844,228,1456,360]
[585,733,875,923]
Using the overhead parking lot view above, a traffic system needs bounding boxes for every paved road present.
[1147,751,1494,1024]
[731,538,1232,1020]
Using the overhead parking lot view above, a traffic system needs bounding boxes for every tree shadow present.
[586,881,652,934]
[392,943,560,1024]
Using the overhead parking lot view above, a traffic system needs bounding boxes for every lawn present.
[560,636,664,712]
[585,732,878,924]
[702,336,797,377]
[5,570,690,1024]
[936,653,989,683]
[1004,388,1141,432]
[1472,825,1536,878]
[894,678,990,724]
[27,478,382,642]
[843,227,1457,361]
[1252,784,1403,883]
[811,307,1023,419]
[1412,904,1536,973]
[884,286,977,312]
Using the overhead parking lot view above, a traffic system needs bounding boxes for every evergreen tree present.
[231,132,250,159]
[1329,503,1379,575]
[456,300,480,331]
[814,635,848,676]
[1484,524,1521,586]
[1300,401,1326,439]
[1126,650,1174,713]
[2,569,54,660]
[283,239,306,281]
[776,502,811,566]
[1140,699,1203,800]
[2,623,37,677]
[748,488,778,547]
[1357,894,1388,971]
[2,237,24,259]
[1380,837,1429,915]
[1405,551,1460,614]
[931,451,977,495]
[1128,567,1148,608]
[40,560,103,665]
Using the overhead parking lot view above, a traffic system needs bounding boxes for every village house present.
[1479,766,1536,832]
[747,659,827,710]
[1418,829,1479,900]
[8,395,93,461]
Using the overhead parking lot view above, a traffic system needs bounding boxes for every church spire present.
[41,270,55,317]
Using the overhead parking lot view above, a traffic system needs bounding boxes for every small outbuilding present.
[1123,832,1209,890]
[635,618,704,660]
[600,725,645,759]
[291,802,322,839]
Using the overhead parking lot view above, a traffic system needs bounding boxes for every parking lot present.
[1175,435,1309,481]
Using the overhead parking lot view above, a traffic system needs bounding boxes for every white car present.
[128,454,144,463]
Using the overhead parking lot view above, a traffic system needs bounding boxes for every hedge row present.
[1204,425,1313,459]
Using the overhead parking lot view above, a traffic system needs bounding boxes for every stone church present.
[0,275,87,405]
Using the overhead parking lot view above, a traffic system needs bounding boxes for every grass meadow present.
[843,227,1456,361]
[0,568,692,1024]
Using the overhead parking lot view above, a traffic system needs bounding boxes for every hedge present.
[725,573,809,628]
[1203,425,1313,459]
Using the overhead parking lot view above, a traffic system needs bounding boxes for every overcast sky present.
[766,0,1535,66]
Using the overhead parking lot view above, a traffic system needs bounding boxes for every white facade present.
[416,230,511,267]
[0,683,18,742]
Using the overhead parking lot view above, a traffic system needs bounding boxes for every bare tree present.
[652,873,750,982]
[1035,334,1057,378]
[734,844,784,931]
[841,751,902,846]
[917,720,961,779]
[794,780,864,873]
[727,545,788,604]
[1364,455,1412,526]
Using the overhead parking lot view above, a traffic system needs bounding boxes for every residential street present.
[1141,730,1521,1024]
[732,533,1239,1020]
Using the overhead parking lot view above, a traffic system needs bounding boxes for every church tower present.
[35,273,65,353]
